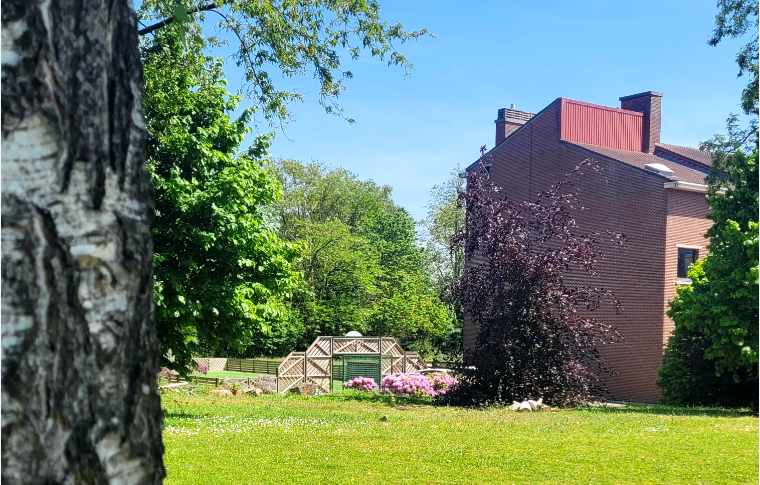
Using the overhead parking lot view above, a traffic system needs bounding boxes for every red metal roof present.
[560,98,644,152]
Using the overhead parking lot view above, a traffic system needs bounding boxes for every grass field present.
[161,393,758,485]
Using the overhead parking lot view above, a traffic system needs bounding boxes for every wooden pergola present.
[276,336,426,395]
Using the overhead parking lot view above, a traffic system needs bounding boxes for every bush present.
[427,372,457,395]
[342,377,378,392]
[381,373,457,398]
[157,367,175,385]
[658,323,758,408]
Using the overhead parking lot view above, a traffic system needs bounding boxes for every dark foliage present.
[442,164,625,407]
[657,322,758,409]
[195,310,304,359]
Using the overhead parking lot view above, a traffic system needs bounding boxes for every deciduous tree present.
[136,0,431,124]
[273,160,452,354]
[445,167,625,407]
[709,0,758,117]
[658,1,759,408]
[1,0,164,481]
[661,148,758,398]
[142,34,300,371]
[421,165,466,351]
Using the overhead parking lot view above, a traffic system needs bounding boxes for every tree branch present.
[138,3,218,36]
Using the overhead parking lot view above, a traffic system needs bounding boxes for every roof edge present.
[466,98,562,172]
[561,140,674,181]
[663,181,724,194]
[619,91,663,101]
[654,144,712,170]
[561,97,644,117]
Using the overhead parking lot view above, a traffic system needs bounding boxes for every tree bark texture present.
[1,0,165,483]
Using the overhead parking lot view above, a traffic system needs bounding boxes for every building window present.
[677,248,698,278]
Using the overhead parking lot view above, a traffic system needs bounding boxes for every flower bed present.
[381,372,457,398]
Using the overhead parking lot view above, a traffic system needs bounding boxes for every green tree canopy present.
[422,166,465,303]
[701,0,758,164]
[417,166,467,354]
[667,148,759,378]
[136,0,431,124]
[658,3,759,407]
[273,160,454,355]
[143,34,300,371]
[365,271,453,355]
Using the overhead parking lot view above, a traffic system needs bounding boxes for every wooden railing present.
[225,358,281,375]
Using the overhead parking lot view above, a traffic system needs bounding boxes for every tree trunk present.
[1,0,164,483]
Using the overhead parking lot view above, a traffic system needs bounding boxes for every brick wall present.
[463,100,710,403]
[619,92,663,153]
[662,190,712,342]
[462,100,562,350]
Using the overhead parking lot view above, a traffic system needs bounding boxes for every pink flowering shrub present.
[343,376,378,392]
[381,372,457,398]
[193,363,209,375]
[427,372,457,394]
[157,367,175,380]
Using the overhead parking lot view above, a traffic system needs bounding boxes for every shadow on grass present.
[161,401,208,420]
[578,404,754,418]
[163,412,210,421]
[160,390,438,413]
[322,391,436,407]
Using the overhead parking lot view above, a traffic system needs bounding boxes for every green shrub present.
[657,323,758,408]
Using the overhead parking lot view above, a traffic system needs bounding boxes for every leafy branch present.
[138,3,218,36]
[136,0,432,126]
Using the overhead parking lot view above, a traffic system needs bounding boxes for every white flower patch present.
[163,416,369,438]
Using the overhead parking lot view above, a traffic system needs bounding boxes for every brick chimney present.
[619,91,662,153]
[495,105,535,146]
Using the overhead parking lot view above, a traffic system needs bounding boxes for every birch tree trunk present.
[1,0,165,483]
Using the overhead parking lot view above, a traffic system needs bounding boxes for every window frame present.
[676,246,700,285]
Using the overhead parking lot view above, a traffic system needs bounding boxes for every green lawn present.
[161,393,758,484]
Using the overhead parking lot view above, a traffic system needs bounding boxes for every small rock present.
[255,376,277,394]
[210,389,232,397]
[518,401,532,412]
[294,383,317,396]
[234,389,243,397]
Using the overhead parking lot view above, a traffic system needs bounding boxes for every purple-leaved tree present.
[445,162,626,407]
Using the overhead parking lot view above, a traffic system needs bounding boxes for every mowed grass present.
[162,394,758,485]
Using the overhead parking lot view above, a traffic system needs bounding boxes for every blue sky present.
[213,0,748,222]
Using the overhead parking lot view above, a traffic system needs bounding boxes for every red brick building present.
[463,91,713,403]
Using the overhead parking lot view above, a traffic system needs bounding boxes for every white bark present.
[1,0,164,483]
